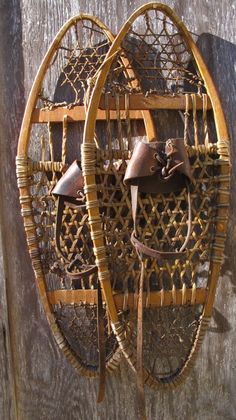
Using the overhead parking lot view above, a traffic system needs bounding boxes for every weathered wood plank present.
[0,231,17,420]
[1,1,236,420]
[0,1,23,419]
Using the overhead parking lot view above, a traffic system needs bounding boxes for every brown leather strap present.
[55,195,97,278]
[97,281,106,403]
[136,258,146,420]
[131,230,185,260]
[131,184,139,235]
[66,258,97,279]
[55,195,67,261]
[131,182,192,259]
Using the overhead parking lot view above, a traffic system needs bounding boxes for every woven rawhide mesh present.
[53,303,118,369]
[130,305,202,381]
[82,3,229,389]
[38,18,111,108]
[120,9,204,94]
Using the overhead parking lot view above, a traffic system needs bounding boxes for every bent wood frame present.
[16,14,126,378]
[82,2,230,388]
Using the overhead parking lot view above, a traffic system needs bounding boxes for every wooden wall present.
[0,1,236,419]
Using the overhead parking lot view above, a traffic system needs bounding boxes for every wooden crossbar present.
[32,107,143,122]
[47,288,207,308]
[32,94,212,123]
[99,93,212,110]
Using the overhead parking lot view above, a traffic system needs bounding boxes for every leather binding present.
[124,138,193,259]
[124,138,192,193]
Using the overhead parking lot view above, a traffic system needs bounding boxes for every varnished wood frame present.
[82,2,230,388]
[16,14,126,379]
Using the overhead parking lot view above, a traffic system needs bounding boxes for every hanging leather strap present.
[97,281,106,403]
[136,257,147,420]
[66,256,97,279]
[54,195,97,278]
[124,139,193,418]
[130,182,192,259]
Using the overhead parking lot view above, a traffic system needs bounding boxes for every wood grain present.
[31,94,212,124]
[47,288,207,308]
[0,1,236,419]
[0,231,17,419]
[0,2,23,419]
